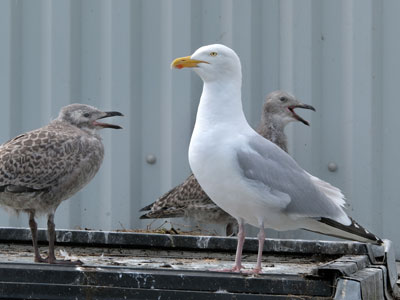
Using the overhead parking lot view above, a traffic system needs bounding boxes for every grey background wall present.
[0,0,399,256]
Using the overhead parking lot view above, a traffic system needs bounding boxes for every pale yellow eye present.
[209,52,218,57]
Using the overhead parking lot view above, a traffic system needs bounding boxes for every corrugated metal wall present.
[1,0,400,256]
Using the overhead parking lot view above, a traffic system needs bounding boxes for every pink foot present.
[241,267,262,274]
[211,264,244,273]
[48,258,83,265]
[34,255,83,265]
[34,255,48,263]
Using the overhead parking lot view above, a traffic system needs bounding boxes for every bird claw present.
[34,255,48,263]
[211,265,244,273]
[211,265,263,274]
[48,258,83,266]
[241,267,262,274]
[34,255,83,265]
[230,265,243,272]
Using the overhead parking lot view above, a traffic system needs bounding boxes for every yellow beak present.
[171,56,209,69]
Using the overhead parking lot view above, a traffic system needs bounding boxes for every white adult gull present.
[139,91,315,236]
[171,44,382,273]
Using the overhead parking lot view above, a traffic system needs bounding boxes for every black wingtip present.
[139,214,150,219]
[139,203,154,212]
[319,217,383,245]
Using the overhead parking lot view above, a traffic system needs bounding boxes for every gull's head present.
[171,44,241,82]
[263,91,316,126]
[57,104,123,131]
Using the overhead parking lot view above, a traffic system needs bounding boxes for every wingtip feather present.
[139,203,154,212]
[319,217,382,245]
[306,172,347,208]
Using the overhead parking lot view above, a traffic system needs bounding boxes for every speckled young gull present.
[139,91,315,236]
[0,104,123,264]
[171,44,382,273]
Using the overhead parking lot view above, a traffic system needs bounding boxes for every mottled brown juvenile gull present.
[0,104,123,264]
[139,91,315,235]
[171,44,382,274]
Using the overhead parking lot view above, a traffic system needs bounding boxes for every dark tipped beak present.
[100,111,124,118]
[288,103,316,126]
[293,104,316,112]
[94,111,124,129]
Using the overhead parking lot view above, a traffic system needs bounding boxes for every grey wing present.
[236,135,348,223]
[0,130,81,190]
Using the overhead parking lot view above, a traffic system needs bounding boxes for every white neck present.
[194,78,248,131]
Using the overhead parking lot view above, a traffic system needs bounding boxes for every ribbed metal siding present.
[0,0,399,255]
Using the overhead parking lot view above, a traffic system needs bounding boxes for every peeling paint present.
[58,231,72,243]
[167,235,175,247]
[87,231,95,243]
[103,231,109,244]
[196,236,211,249]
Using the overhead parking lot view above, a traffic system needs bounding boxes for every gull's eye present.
[209,52,218,57]
[279,96,287,102]
[83,113,90,118]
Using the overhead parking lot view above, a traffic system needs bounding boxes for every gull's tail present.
[303,172,382,245]
[303,217,383,245]
[139,203,153,212]
[139,173,208,220]
[139,206,185,219]
[139,188,187,219]
[139,199,186,219]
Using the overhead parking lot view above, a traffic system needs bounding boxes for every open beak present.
[93,111,124,129]
[287,104,316,126]
[171,56,209,69]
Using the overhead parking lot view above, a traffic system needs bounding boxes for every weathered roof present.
[0,227,397,299]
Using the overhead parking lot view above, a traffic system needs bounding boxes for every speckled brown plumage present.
[0,104,123,264]
[0,123,103,212]
[140,91,315,235]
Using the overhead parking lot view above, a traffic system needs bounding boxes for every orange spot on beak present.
[171,56,209,69]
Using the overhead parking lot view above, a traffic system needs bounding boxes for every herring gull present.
[171,44,382,273]
[139,91,315,236]
[0,104,123,264]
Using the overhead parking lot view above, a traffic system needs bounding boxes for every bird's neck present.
[256,115,288,153]
[51,120,101,139]
[195,79,248,130]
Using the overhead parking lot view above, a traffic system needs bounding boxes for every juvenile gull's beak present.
[94,111,124,129]
[171,56,209,69]
[288,103,316,126]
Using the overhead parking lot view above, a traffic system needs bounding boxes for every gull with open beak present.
[0,104,123,264]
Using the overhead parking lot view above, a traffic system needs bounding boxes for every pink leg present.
[253,223,265,274]
[28,211,47,263]
[46,213,82,265]
[213,220,245,272]
[231,220,245,272]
